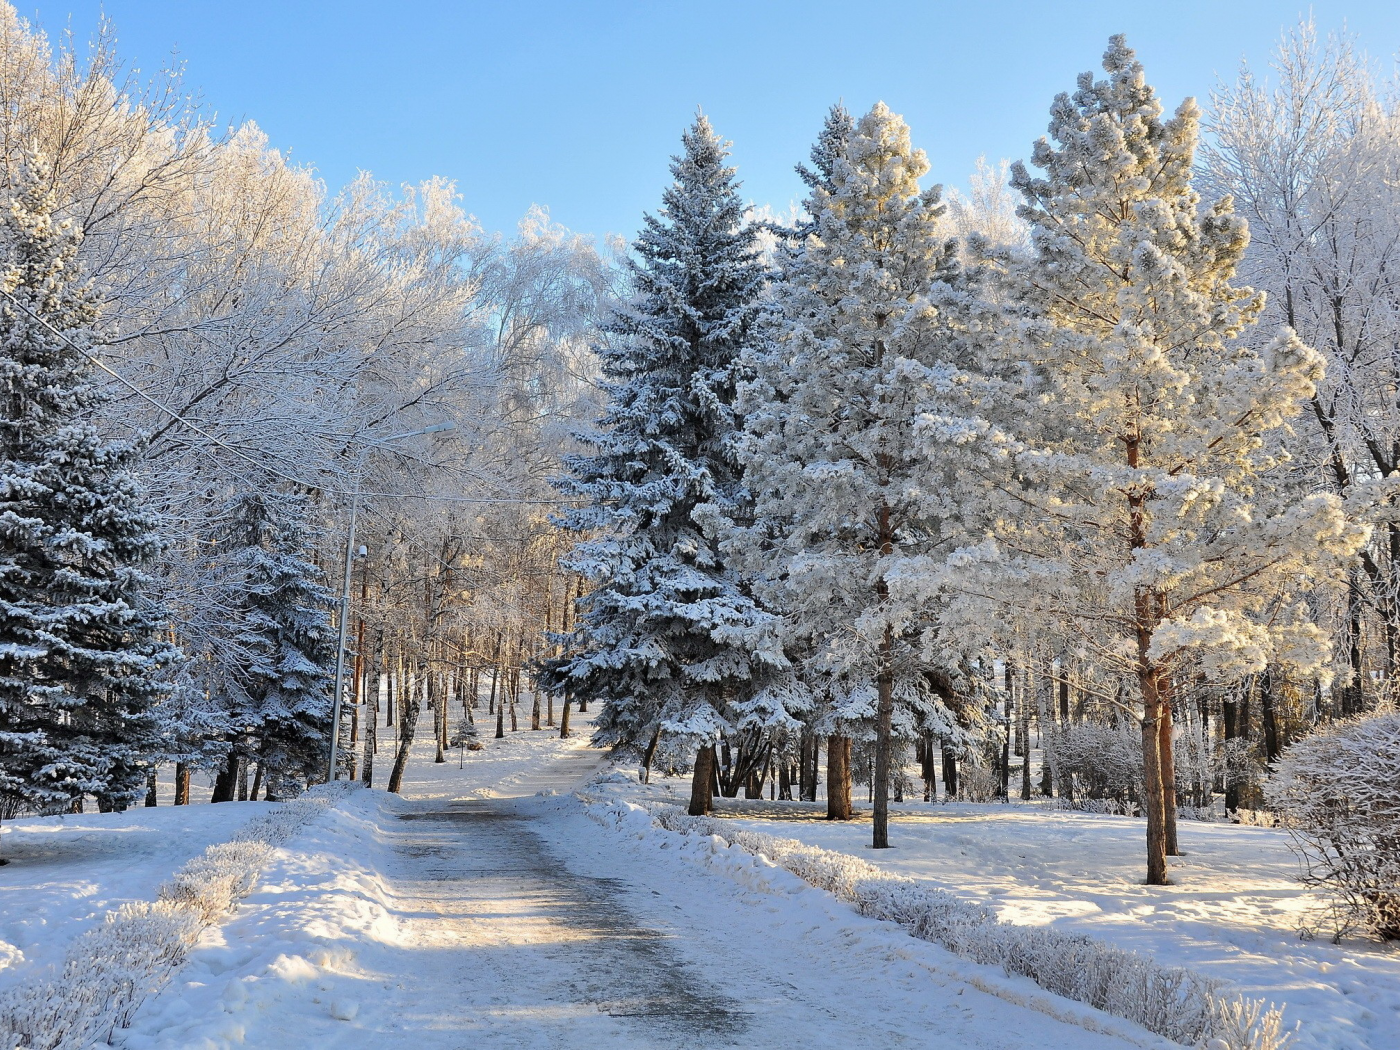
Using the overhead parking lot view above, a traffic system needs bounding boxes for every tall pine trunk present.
[1136,632,1170,885]
[826,733,852,820]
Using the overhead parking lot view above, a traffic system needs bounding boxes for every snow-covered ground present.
[116,723,1150,1050]
[0,801,274,997]
[12,708,1384,1049]
[598,775,1400,1050]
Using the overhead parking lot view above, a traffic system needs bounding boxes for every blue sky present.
[24,1,1400,242]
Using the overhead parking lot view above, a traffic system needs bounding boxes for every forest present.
[0,0,1395,965]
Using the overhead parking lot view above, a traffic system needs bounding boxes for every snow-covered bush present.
[629,803,1290,1050]
[1266,712,1400,941]
[0,783,356,1049]
[954,761,1001,802]
[1047,721,1143,808]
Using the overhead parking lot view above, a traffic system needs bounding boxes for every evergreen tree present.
[543,115,780,815]
[738,103,988,848]
[228,491,337,800]
[0,155,174,813]
[987,37,1366,883]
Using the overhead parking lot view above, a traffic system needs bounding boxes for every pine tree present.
[228,491,337,801]
[0,155,174,814]
[738,103,987,848]
[989,37,1367,884]
[543,115,780,816]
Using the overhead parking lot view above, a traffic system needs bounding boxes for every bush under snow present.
[0,783,356,1050]
[1266,711,1400,942]
[608,802,1292,1050]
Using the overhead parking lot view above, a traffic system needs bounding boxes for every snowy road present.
[121,734,1147,1049]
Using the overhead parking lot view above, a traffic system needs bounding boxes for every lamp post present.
[327,420,455,782]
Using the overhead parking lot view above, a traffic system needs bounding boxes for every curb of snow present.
[585,797,1293,1050]
[0,782,359,1050]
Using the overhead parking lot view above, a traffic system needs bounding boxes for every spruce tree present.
[991,38,1366,884]
[228,491,336,800]
[0,155,173,814]
[544,115,780,815]
[738,103,989,848]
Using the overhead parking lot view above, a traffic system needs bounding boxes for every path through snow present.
[119,714,1150,1048]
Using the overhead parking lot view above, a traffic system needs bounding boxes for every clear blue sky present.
[23,1,1400,242]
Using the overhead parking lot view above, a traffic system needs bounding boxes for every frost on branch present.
[1266,711,1400,941]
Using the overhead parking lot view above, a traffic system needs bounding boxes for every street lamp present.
[327,420,455,782]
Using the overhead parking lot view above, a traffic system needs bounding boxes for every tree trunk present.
[1137,647,1170,885]
[1057,665,1074,802]
[495,691,506,738]
[362,657,378,789]
[237,754,249,801]
[826,734,852,820]
[641,725,661,784]
[919,731,937,801]
[1260,665,1282,764]
[174,763,191,806]
[1343,575,1365,716]
[531,688,542,731]
[941,742,958,799]
[559,689,572,739]
[1160,679,1179,857]
[211,758,237,803]
[250,761,263,803]
[1127,430,1169,885]
[433,674,447,764]
[688,745,715,817]
[873,626,895,848]
[1223,689,1243,815]
[799,731,817,801]
[386,686,422,794]
[144,770,158,807]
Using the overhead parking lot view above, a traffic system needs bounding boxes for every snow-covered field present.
[0,801,274,998]
[597,774,1400,1050]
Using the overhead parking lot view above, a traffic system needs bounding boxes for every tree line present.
[545,24,1397,887]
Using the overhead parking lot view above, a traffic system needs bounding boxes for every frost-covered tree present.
[0,155,173,813]
[987,37,1367,884]
[1203,21,1400,711]
[227,491,336,800]
[739,102,985,848]
[543,115,780,816]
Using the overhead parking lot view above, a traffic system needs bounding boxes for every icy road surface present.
[121,709,1147,1049]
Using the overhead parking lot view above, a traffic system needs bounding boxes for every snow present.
[0,801,274,997]
[602,776,1400,1050]
[391,696,607,802]
[116,717,1149,1050]
[5,708,1381,1049]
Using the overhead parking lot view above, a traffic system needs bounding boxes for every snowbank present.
[0,783,355,1050]
[587,796,1289,1050]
